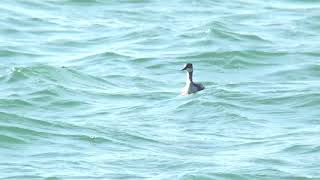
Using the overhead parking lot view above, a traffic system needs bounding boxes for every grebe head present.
[181,63,193,73]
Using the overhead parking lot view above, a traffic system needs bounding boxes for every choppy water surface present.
[1,0,320,179]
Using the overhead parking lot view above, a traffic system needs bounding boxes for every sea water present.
[0,0,320,179]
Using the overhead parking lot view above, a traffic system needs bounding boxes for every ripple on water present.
[1,0,320,179]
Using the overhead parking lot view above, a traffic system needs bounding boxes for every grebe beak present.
[181,66,187,71]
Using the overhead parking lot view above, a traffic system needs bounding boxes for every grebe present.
[181,63,204,95]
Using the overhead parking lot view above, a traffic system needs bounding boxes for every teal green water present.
[1,0,320,179]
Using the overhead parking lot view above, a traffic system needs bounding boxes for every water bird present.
[181,63,204,95]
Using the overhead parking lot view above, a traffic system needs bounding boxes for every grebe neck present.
[186,71,193,83]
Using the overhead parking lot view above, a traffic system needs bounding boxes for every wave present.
[180,50,287,60]
[0,134,26,144]
[0,110,166,149]
[0,0,319,178]
[70,51,132,62]
[4,64,116,89]
[181,20,272,43]
[178,170,317,180]
[176,50,285,70]
[0,49,44,58]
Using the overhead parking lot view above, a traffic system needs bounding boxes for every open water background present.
[0,0,320,179]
